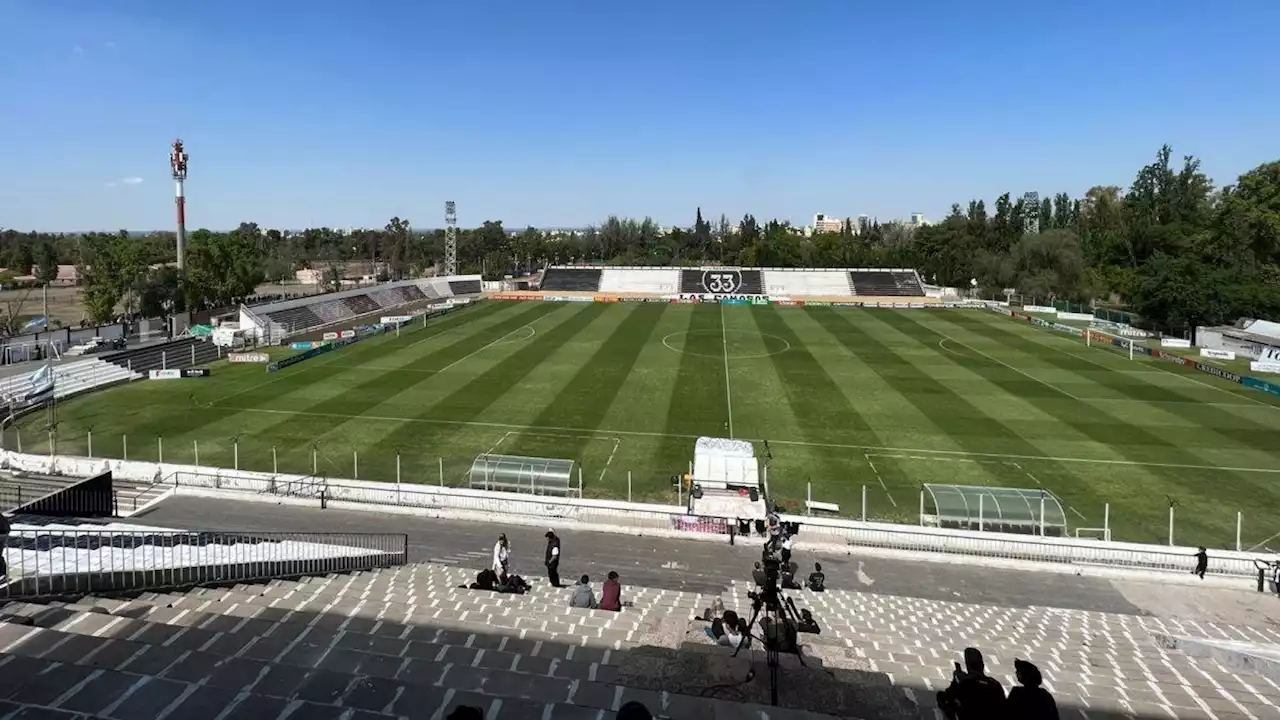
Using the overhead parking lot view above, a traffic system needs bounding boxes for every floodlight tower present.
[444,201,458,277]
[1022,191,1040,236]
[170,139,190,269]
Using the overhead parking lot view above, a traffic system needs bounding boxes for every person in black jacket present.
[0,512,9,580]
[1006,659,1059,719]
[544,529,562,587]
[936,648,1006,719]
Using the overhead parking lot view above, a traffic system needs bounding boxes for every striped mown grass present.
[14,301,1280,550]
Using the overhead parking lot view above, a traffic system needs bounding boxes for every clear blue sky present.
[2,0,1277,232]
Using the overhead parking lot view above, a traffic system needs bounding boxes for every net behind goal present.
[1084,327,1144,360]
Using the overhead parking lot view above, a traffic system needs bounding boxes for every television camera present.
[735,541,820,706]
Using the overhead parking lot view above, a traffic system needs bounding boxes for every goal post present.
[1085,327,1137,360]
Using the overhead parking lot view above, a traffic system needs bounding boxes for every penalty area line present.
[196,404,1280,476]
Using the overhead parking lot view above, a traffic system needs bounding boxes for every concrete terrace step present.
[0,620,836,720]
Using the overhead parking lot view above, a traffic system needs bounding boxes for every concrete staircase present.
[0,563,840,720]
[713,580,1280,719]
[2,559,1278,718]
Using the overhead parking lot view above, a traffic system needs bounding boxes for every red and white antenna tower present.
[170,139,189,269]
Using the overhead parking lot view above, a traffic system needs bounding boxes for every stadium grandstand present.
[1,264,1279,719]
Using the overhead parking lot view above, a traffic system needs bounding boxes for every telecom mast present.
[171,139,190,269]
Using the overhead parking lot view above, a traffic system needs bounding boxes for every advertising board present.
[340,330,356,339]
[1051,323,1083,336]
[1193,363,1241,382]
[228,352,270,363]
[1160,338,1192,349]
[322,332,339,341]
[148,369,182,380]
[594,296,621,303]
[183,368,211,378]
[1250,361,1280,374]
[1058,312,1094,321]
[1023,305,1057,314]
[1200,348,1236,360]
[381,316,413,324]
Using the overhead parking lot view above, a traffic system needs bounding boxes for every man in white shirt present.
[492,533,510,575]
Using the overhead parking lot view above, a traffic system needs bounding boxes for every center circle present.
[661,330,791,359]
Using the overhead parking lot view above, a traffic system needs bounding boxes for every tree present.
[34,240,59,285]
[184,223,266,308]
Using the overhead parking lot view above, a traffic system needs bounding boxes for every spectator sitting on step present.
[600,571,622,611]
[497,570,530,595]
[936,648,1006,720]
[705,609,745,648]
[807,563,825,592]
[751,561,768,588]
[617,701,653,720]
[1006,659,1059,720]
[781,562,802,590]
[569,575,597,609]
[467,568,498,592]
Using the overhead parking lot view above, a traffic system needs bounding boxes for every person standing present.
[1193,547,1208,580]
[492,534,510,576]
[544,529,562,587]
[0,512,9,581]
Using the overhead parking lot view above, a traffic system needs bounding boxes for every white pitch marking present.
[720,304,735,438]
[937,331,1084,401]
[598,437,621,485]
[196,405,1280,475]
[864,453,898,508]
[989,314,1280,413]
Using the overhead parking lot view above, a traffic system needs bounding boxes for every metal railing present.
[0,528,408,600]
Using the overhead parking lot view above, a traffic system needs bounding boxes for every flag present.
[22,363,55,404]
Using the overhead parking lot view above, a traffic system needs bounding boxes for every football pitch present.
[14,300,1280,549]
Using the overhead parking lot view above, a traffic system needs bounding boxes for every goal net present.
[1084,326,1141,360]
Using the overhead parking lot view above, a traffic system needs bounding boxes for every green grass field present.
[11,300,1280,549]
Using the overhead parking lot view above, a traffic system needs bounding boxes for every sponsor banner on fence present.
[1058,311,1094,321]
[834,302,862,308]
[677,293,765,304]
[227,352,270,363]
[1250,361,1280,374]
[322,332,339,341]
[1160,338,1192,349]
[269,336,354,372]
[1195,362,1242,383]
[1023,305,1057,314]
[804,301,831,307]
[290,341,326,351]
[720,298,750,306]
[751,297,770,306]
[773,300,804,307]
[183,368,211,378]
[340,330,356,339]
[381,316,413,324]
[1152,349,1189,366]
[1119,327,1154,338]
[593,296,621,303]
[148,369,182,380]
[670,515,730,535]
[1243,377,1280,398]
[1051,323,1083,336]
[1200,348,1236,360]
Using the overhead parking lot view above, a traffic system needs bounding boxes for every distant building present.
[812,213,844,234]
[907,213,929,227]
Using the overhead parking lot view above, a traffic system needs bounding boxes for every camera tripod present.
[733,578,808,706]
